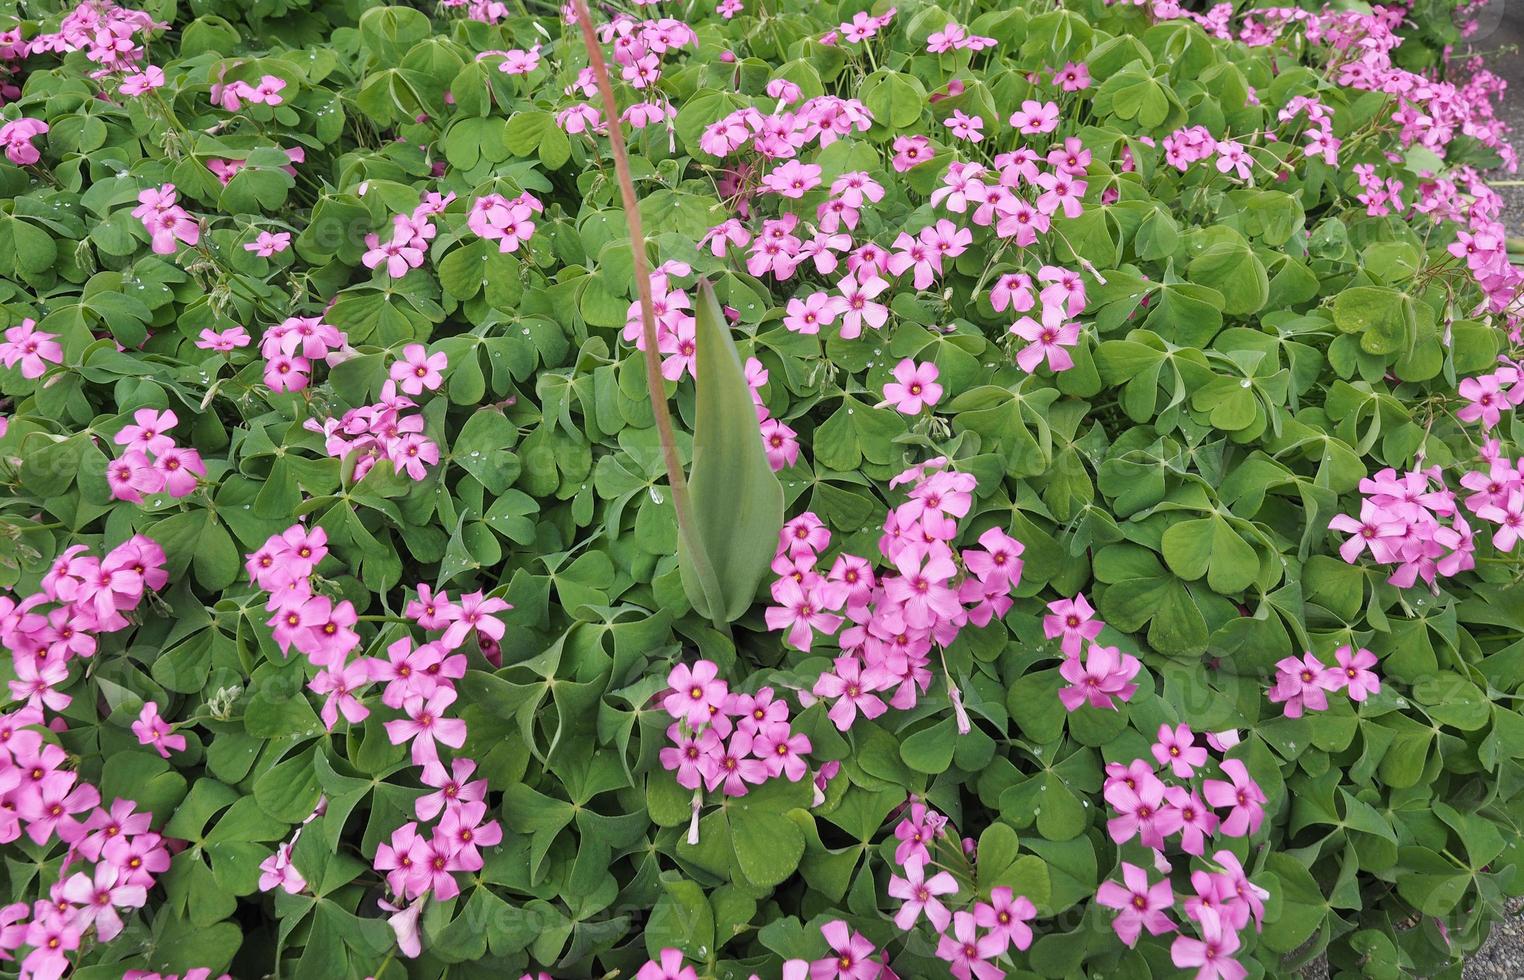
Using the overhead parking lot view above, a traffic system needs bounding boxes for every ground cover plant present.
[0,0,1520,975]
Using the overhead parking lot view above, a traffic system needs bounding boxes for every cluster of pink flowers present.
[883,800,1037,980]
[1097,850,1267,980]
[363,191,452,278]
[762,458,1023,735]
[1129,0,1523,319]
[131,183,199,255]
[1457,360,1523,431]
[620,260,700,379]
[548,16,693,133]
[1042,595,1143,711]
[657,660,812,841]
[987,265,1084,373]
[823,7,897,45]
[1268,646,1381,718]
[1094,735,1271,978]
[246,527,509,957]
[258,313,347,393]
[1327,456,1524,589]
[594,919,894,980]
[106,408,206,503]
[302,344,446,481]
[465,190,541,253]
[926,21,996,53]
[1104,733,1266,854]
[599,12,697,87]
[3,535,167,719]
[0,118,48,165]
[0,319,63,380]
[739,350,800,471]
[696,98,873,166]
[23,0,164,74]
[209,73,287,111]
[0,538,173,979]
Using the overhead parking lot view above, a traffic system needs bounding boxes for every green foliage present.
[0,0,1517,976]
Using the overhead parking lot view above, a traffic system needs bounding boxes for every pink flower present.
[106,450,165,503]
[258,841,307,895]
[888,854,958,931]
[0,118,47,165]
[1326,645,1380,701]
[1053,61,1091,90]
[783,291,844,334]
[893,802,945,865]
[765,578,844,652]
[59,862,146,941]
[935,909,1004,980]
[1042,593,1103,655]
[891,134,933,172]
[1268,652,1337,718]
[131,701,185,758]
[761,160,823,198]
[972,886,1036,952]
[115,408,177,456]
[753,728,811,781]
[1214,140,1253,182]
[1477,488,1524,551]
[663,661,728,727]
[1327,501,1403,564]
[881,359,942,414]
[310,659,374,729]
[637,949,699,980]
[1008,99,1059,133]
[384,689,468,765]
[1202,759,1266,838]
[416,757,487,822]
[0,319,63,379]
[244,230,292,256]
[390,343,447,395]
[1012,306,1080,373]
[990,272,1035,313]
[155,446,205,497]
[835,275,889,338]
[119,66,166,96]
[1171,915,1246,980]
[760,418,800,470]
[944,110,984,142]
[1106,766,1180,848]
[813,656,890,731]
[660,723,720,789]
[1167,785,1220,855]
[363,230,425,278]
[1058,643,1141,711]
[1096,862,1175,946]
[706,730,769,796]
[196,326,250,351]
[1152,723,1207,777]
[814,920,882,980]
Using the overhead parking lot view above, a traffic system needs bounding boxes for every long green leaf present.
[678,282,784,623]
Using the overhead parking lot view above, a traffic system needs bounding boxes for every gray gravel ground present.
[1465,902,1524,980]
[1300,5,1524,979]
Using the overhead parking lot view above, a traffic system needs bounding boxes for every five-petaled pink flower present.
[881,359,943,415]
